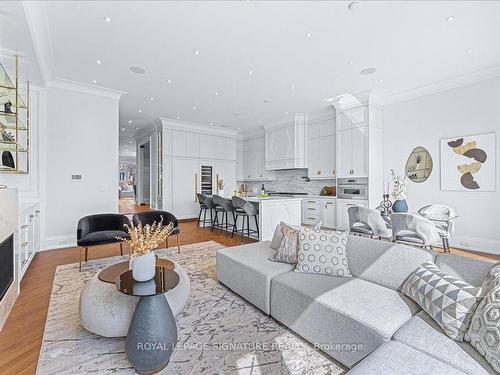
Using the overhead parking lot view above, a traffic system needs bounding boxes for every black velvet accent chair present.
[77,213,130,272]
[132,211,181,253]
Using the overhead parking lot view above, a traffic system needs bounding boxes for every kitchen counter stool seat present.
[232,196,259,243]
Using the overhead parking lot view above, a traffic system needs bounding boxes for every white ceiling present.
[3,1,500,156]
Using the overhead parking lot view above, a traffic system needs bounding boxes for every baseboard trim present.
[43,234,77,251]
[450,235,500,256]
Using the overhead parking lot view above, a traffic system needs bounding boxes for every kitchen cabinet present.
[200,134,236,160]
[336,199,368,231]
[337,105,368,131]
[238,134,275,181]
[172,130,200,158]
[215,159,236,195]
[308,135,336,179]
[336,126,368,178]
[172,157,199,219]
[265,114,308,170]
[301,197,336,229]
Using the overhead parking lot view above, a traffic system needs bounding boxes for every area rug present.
[37,241,346,374]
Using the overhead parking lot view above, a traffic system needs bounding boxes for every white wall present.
[383,77,500,255]
[42,86,120,249]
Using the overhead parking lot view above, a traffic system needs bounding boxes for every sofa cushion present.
[394,311,496,375]
[295,227,351,277]
[401,261,480,341]
[348,341,467,375]
[346,235,435,290]
[216,241,294,314]
[436,253,492,288]
[77,230,129,246]
[270,271,419,367]
[465,277,500,373]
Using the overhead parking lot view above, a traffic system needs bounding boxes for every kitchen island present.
[214,196,302,241]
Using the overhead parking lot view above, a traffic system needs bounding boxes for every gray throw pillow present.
[269,223,299,264]
[465,276,500,372]
[401,261,480,341]
[270,223,283,250]
[295,227,351,277]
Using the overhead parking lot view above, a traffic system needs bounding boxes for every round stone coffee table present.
[116,266,179,374]
[80,259,190,338]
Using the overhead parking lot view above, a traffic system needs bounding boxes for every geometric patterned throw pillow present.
[465,274,500,372]
[401,261,480,341]
[478,261,500,299]
[294,227,351,277]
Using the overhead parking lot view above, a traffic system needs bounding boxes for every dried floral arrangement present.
[391,169,409,200]
[117,218,174,258]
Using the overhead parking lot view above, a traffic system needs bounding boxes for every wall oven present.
[337,177,368,200]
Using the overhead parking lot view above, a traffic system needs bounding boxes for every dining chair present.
[418,204,456,253]
[390,213,441,250]
[348,206,391,239]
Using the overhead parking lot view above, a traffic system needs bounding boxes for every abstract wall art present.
[440,132,496,191]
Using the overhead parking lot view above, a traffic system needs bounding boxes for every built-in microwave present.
[337,177,368,200]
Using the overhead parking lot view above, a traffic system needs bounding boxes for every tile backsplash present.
[240,169,336,196]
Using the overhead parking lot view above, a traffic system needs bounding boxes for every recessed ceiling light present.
[446,16,454,22]
[347,60,354,64]
[138,109,142,113]
[248,69,253,75]
[192,106,197,110]
[128,120,133,124]
[176,116,181,120]
[215,92,219,96]
[194,50,200,55]
[377,79,384,83]
[305,32,311,38]
[104,16,111,22]
[129,141,133,144]
[348,1,361,11]
[92,79,97,84]
[96,60,102,65]
[360,67,377,75]
[121,127,125,131]
[237,127,241,130]
[258,120,262,124]
[209,122,214,126]
[130,66,146,74]
[285,111,289,115]
[466,49,473,54]
[291,85,296,90]
[263,99,270,103]
[136,127,139,130]
[150,97,155,101]
[166,79,172,84]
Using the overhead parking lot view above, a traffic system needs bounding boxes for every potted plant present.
[117,219,174,282]
[390,169,409,212]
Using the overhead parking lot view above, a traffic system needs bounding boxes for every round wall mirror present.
[405,147,433,183]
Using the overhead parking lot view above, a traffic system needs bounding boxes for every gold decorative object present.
[117,219,175,258]
[0,56,30,174]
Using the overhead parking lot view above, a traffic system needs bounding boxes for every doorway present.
[137,140,151,206]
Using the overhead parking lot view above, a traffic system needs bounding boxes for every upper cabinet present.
[265,114,308,170]
[199,134,236,160]
[336,126,368,178]
[308,117,336,179]
[336,105,368,131]
[238,132,275,181]
[172,130,200,158]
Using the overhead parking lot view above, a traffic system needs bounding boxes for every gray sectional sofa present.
[216,235,496,374]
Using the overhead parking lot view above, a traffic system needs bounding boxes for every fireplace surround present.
[0,235,14,302]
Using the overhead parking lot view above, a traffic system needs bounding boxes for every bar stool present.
[212,195,237,236]
[232,196,259,243]
[196,193,215,228]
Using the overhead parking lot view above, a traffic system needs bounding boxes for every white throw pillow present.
[295,227,351,277]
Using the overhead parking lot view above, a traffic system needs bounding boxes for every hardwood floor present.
[0,204,496,374]
[118,197,150,214]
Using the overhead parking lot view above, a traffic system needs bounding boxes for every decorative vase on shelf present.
[392,199,408,213]
[130,251,156,282]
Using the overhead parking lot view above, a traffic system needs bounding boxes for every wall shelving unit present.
[0,56,30,174]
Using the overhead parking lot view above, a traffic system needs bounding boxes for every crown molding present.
[386,65,500,105]
[237,127,265,140]
[47,78,126,100]
[160,118,239,137]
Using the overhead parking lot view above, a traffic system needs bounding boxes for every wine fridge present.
[200,165,213,195]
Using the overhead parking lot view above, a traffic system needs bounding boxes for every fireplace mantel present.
[0,188,19,331]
